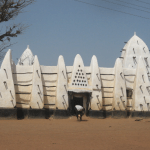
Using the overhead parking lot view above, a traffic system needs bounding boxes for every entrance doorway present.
[73,96,83,106]
[71,96,83,115]
[68,92,91,116]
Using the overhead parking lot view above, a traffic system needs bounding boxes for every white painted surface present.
[113,58,127,111]
[90,55,102,110]
[56,55,68,110]
[41,66,58,74]
[13,64,33,108]
[41,66,58,109]
[30,56,44,109]
[17,46,34,66]
[133,57,150,111]
[68,54,92,93]
[0,50,16,108]
[121,33,150,69]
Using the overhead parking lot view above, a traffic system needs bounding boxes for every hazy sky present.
[4,0,150,67]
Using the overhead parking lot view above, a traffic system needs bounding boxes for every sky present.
[3,0,150,67]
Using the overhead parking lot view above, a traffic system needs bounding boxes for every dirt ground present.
[0,116,150,150]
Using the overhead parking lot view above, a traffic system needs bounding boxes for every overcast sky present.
[4,0,150,67]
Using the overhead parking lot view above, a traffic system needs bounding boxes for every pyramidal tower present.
[17,45,34,66]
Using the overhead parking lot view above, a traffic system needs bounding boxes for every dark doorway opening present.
[71,97,83,115]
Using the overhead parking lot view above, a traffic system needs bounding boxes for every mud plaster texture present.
[0,116,150,150]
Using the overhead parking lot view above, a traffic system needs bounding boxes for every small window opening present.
[133,57,137,65]
[144,58,149,67]
[133,48,135,54]
[148,76,150,82]
[126,89,133,99]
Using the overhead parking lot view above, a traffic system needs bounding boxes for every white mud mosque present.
[0,32,150,119]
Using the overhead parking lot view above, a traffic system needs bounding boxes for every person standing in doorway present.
[74,105,85,121]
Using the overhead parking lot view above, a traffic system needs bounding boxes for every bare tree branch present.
[0,0,34,23]
[0,0,34,61]
[0,23,28,42]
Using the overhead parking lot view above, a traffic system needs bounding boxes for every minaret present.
[17,45,34,66]
[120,32,150,68]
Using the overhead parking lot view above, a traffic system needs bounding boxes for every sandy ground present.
[0,116,150,150]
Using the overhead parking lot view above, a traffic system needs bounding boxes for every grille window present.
[72,65,88,87]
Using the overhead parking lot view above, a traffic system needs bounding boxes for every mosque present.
[0,32,150,119]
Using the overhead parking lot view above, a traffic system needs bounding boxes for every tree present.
[0,0,34,60]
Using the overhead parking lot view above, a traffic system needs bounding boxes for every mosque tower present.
[17,45,34,66]
[121,32,150,69]
[0,33,149,119]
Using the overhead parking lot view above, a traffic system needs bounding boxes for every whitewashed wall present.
[100,68,115,111]
[68,54,92,93]
[13,65,33,108]
[0,50,16,108]
[90,55,102,111]
[121,33,150,69]
[133,57,150,111]
[41,66,57,109]
[30,56,43,109]
[56,56,68,110]
[113,58,127,111]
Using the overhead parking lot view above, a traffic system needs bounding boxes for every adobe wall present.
[0,33,149,119]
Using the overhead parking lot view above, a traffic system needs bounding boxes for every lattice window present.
[71,65,88,87]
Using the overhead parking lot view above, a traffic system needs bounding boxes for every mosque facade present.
[0,33,150,119]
